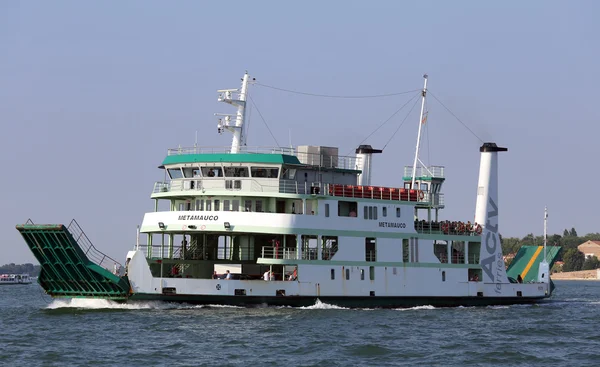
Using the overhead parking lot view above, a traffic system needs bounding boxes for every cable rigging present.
[381,95,422,150]
[428,90,484,143]
[248,96,281,148]
[256,82,420,99]
[347,91,421,155]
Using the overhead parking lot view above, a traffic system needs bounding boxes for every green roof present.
[162,153,302,166]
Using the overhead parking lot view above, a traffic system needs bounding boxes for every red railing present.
[326,184,423,202]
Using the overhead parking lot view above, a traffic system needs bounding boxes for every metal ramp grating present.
[16,219,130,300]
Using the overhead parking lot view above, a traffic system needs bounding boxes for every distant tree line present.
[0,263,40,277]
[501,228,600,272]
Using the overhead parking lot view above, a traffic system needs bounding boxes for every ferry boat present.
[16,73,560,307]
[0,274,32,285]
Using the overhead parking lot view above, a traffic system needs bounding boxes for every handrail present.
[66,219,123,270]
[165,145,359,170]
[403,165,445,178]
[261,246,298,260]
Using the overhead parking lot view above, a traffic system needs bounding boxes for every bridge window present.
[251,167,279,178]
[281,168,297,179]
[232,200,240,211]
[256,200,263,212]
[168,168,183,179]
[182,167,198,178]
[224,167,249,177]
[206,200,212,211]
[202,166,222,177]
[223,200,230,211]
[214,200,220,211]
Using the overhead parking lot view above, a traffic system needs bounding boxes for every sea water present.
[0,281,598,367]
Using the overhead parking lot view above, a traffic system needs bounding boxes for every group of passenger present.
[263,270,275,281]
[469,274,480,282]
[435,220,483,235]
[212,270,233,280]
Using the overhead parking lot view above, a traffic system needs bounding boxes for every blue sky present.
[1,1,598,264]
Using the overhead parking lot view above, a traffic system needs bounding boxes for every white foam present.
[299,299,349,310]
[203,304,243,309]
[46,298,175,310]
[394,305,436,311]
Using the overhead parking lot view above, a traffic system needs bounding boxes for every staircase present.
[16,219,130,300]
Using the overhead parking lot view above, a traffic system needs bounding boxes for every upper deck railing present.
[166,145,360,170]
[403,165,445,179]
[152,178,445,207]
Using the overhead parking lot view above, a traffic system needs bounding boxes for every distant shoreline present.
[551,269,599,281]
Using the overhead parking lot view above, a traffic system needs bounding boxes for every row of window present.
[168,166,280,179]
[177,199,402,220]
[179,199,263,212]
[331,267,376,281]
[326,202,402,218]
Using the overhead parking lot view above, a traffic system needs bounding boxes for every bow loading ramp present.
[506,245,561,283]
[16,219,130,300]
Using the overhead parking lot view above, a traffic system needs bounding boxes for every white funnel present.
[474,143,509,286]
[355,145,382,186]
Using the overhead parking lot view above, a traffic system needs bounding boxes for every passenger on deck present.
[212,271,219,279]
[288,267,298,281]
[181,237,188,259]
[225,270,232,280]
[349,209,357,217]
[270,271,275,281]
[207,168,215,177]
[264,270,270,281]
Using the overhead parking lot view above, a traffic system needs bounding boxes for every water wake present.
[394,305,436,311]
[47,298,177,310]
[299,299,349,310]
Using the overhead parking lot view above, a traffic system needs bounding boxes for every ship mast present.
[216,72,253,153]
[544,206,548,262]
[410,74,429,189]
